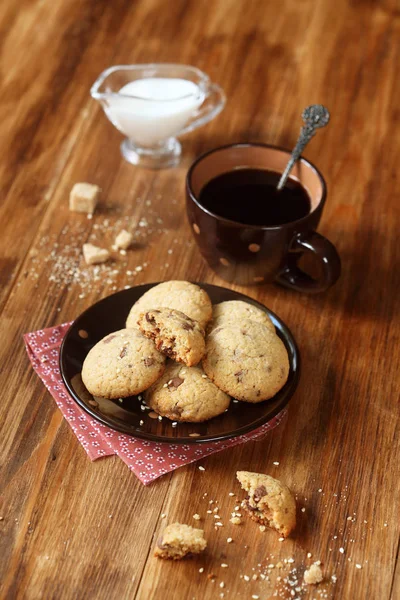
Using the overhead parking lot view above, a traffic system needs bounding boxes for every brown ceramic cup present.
[186,143,341,292]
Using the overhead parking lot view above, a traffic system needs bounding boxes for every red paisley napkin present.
[24,323,287,485]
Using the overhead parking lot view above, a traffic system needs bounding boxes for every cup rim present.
[90,63,208,103]
[186,143,327,231]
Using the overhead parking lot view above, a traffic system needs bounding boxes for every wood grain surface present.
[1,0,399,598]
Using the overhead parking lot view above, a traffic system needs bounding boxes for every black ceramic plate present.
[60,283,300,443]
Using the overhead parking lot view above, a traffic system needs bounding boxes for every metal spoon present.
[277,104,330,191]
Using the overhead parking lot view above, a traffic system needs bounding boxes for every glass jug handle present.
[179,83,226,136]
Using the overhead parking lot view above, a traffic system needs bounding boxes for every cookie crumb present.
[307,552,312,558]
[273,461,280,465]
[356,564,362,569]
[228,492,235,496]
[161,514,166,519]
[139,420,144,426]
[221,563,228,568]
[199,567,204,573]
[154,523,207,560]
[193,514,201,521]
[227,537,233,543]
[301,507,306,513]
[278,536,284,541]
[230,517,241,525]
[259,525,266,532]
[304,563,323,585]
[219,582,225,588]
[244,575,250,582]
[339,547,345,554]
[198,466,206,471]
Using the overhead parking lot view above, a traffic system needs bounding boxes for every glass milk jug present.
[91,64,225,169]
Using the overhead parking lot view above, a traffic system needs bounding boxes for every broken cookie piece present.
[82,243,110,265]
[115,229,133,250]
[304,563,324,585]
[154,523,207,560]
[137,307,205,367]
[69,182,100,214]
[236,471,296,537]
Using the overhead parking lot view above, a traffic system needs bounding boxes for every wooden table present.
[1,0,399,598]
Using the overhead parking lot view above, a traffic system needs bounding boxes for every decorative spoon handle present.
[277,104,330,191]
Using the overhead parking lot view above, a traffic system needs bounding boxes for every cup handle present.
[179,83,226,136]
[276,231,341,293]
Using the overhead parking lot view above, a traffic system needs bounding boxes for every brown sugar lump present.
[82,243,110,265]
[236,471,296,537]
[115,229,133,250]
[126,281,212,331]
[137,308,205,366]
[203,320,289,403]
[304,563,324,585]
[69,182,100,214]
[145,362,230,422]
[81,328,166,398]
[154,523,207,560]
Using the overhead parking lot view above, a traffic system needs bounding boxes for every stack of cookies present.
[81,281,290,423]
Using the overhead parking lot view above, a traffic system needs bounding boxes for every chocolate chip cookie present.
[154,523,207,560]
[236,470,296,537]
[126,281,212,330]
[145,362,230,422]
[209,300,275,333]
[137,308,205,366]
[81,328,165,398]
[202,319,289,402]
